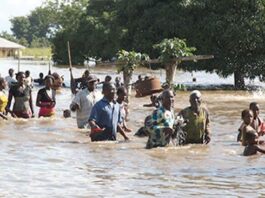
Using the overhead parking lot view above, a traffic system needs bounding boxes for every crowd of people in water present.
[0,67,265,156]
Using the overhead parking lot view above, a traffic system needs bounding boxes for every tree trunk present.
[234,70,245,90]
[165,63,177,87]
[123,70,133,96]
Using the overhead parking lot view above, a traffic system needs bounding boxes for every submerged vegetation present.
[21,48,52,60]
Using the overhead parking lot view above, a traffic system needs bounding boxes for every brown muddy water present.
[0,59,265,197]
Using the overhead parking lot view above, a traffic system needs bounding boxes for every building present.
[0,37,25,58]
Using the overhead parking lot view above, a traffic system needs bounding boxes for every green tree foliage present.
[74,0,122,61]
[117,50,149,74]
[28,7,54,39]
[10,17,31,41]
[52,31,85,65]
[153,38,196,85]
[185,0,265,89]
[153,38,196,63]
[117,49,149,94]
[116,0,187,56]
[10,4,57,46]
[0,31,18,43]
[50,0,91,64]
[30,37,51,48]
[52,0,188,64]
[11,0,265,89]
[18,38,29,47]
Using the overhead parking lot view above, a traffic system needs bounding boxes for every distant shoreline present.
[175,84,264,91]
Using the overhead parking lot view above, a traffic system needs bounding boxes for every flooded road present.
[0,59,265,197]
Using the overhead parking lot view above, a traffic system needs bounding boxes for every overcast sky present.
[0,0,45,33]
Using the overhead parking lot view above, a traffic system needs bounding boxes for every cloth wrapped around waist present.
[38,102,55,117]
[13,110,32,118]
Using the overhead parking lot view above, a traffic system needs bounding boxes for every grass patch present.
[22,48,52,59]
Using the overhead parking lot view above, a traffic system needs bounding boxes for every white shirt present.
[24,76,33,87]
[70,88,102,128]
[5,76,16,88]
[46,88,53,99]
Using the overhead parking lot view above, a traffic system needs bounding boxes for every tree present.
[18,38,29,47]
[26,0,265,91]
[116,0,187,57]
[153,38,196,86]
[187,0,265,89]
[50,0,92,64]
[117,50,149,95]
[31,37,51,48]
[0,31,18,43]
[28,7,55,40]
[10,17,31,41]
[10,6,56,45]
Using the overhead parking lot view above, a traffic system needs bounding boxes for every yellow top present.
[0,91,8,113]
[179,107,210,144]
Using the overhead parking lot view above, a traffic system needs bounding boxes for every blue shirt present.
[89,97,122,138]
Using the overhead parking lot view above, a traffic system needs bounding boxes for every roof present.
[0,37,25,49]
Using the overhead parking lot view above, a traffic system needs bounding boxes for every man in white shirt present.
[70,74,102,128]
[5,68,16,88]
[25,70,33,88]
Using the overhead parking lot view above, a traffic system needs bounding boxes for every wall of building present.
[0,48,19,58]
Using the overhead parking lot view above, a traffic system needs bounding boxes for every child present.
[249,102,264,135]
[243,131,265,156]
[115,76,123,88]
[238,103,265,142]
[237,109,256,146]
[98,75,112,85]
[116,86,132,132]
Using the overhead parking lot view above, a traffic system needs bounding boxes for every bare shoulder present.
[245,125,256,133]
[201,106,210,115]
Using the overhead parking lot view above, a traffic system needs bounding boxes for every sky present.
[0,0,45,33]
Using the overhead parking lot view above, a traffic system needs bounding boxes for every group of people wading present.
[0,68,62,119]
[0,67,212,149]
[1,67,265,155]
[144,90,210,149]
[0,70,54,119]
[237,102,265,156]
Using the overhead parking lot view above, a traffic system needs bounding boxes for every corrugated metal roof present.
[0,37,25,49]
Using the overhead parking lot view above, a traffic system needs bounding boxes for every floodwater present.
[0,59,265,197]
